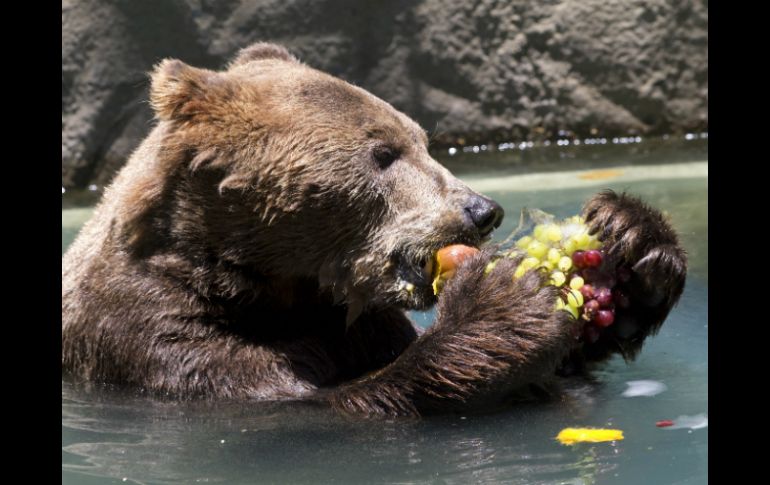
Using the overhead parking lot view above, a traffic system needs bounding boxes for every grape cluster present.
[496,216,630,342]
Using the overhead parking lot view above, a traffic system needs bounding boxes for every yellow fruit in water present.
[556,428,624,445]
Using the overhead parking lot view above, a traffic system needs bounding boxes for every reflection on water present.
[62,382,628,484]
[62,141,707,485]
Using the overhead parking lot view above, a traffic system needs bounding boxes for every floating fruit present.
[556,428,624,445]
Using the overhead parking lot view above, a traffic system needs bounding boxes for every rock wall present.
[62,0,708,189]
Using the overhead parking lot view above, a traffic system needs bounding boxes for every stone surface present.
[62,0,708,189]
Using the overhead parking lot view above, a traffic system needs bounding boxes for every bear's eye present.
[372,145,400,169]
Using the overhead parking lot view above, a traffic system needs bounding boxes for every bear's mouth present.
[395,256,435,290]
[393,237,481,309]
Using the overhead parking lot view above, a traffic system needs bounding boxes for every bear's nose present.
[464,195,504,237]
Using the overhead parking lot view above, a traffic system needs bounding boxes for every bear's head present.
[129,43,503,316]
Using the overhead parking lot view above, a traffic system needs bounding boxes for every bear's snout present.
[464,195,504,238]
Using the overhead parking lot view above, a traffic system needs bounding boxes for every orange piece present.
[435,245,480,277]
[432,245,480,295]
[578,169,624,180]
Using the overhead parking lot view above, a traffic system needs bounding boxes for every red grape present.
[572,250,586,268]
[583,299,600,316]
[595,287,613,307]
[579,284,595,299]
[584,250,603,267]
[594,310,615,327]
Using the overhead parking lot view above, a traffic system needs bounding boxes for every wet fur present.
[328,252,580,416]
[62,43,687,417]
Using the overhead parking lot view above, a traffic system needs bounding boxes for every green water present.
[62,140,707,484]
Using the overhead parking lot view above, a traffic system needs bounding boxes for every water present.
[62,138,707,484]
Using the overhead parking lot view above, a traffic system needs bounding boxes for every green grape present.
[550,270,566,287]
[516,235,533,249]
[564,303,579,319]
[575,232,591,250]
[545,224,563,242]
[563,237,579,256]
[569,276,585,290]
[548,248,562,264]
[567,288,584,307]
[494,208,612,326]
[514,266,527,279]
[527,241,548,259]
[539,260,555,271]
[588,238,603,250]
[556,297,579,319]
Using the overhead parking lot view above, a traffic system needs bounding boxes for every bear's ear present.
[227,42,299,69]
[150,59,222,121]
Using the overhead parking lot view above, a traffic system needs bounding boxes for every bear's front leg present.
[326,253,581,417]
[575,190,688,363]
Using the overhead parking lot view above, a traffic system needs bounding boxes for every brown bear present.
[62,43,686,417]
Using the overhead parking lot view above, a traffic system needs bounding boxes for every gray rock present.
[62,0,708,189]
